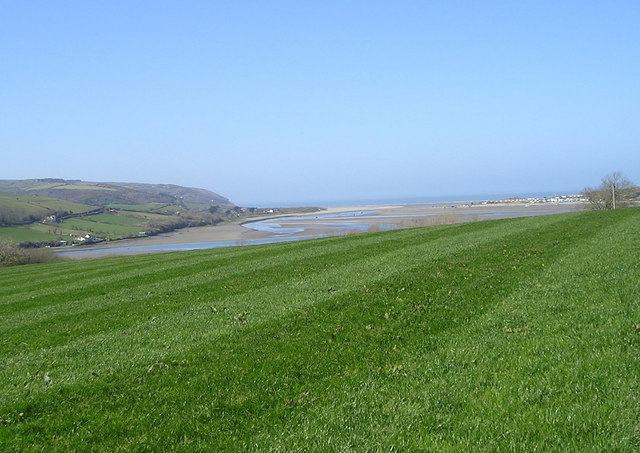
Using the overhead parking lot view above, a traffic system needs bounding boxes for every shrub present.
[0,238,61,267]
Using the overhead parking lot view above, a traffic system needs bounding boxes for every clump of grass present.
[0,238,61,267]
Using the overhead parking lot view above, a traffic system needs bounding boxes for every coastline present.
[59,201,584,259]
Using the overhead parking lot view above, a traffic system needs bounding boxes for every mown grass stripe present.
[0,216,511,321]
[0,209,637,451]
[0,240,311,301]
[380,209,640,451]
[0,214,559,402]
[215,209,618,450]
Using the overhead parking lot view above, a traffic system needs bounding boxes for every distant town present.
[477,194,586,205]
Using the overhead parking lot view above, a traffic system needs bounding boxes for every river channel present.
[56,203,580,258]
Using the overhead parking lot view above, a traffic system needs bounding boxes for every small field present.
[0,208,638,451]
[0,191,95,224]
[107,203,169,211]
[0,211,153,243]
[59,211,169,239]
[0,209,204,244]
[0,227,58,243]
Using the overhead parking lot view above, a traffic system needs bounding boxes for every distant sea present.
[252,191,577,208]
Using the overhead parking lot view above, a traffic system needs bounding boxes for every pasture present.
[0,208,638,451]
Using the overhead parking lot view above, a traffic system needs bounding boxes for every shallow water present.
[55,234,328,257]
[56,205,578,257]
[243,210,395,235]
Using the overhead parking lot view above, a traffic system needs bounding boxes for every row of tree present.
[0,208,43,226]
[583,172,638,210]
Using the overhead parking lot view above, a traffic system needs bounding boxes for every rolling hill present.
[0,179,233,207]
[0,190,96,225]
[0,179,237,245]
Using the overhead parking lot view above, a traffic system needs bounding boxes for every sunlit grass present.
[0,227,57,242]
[0,208,638,451]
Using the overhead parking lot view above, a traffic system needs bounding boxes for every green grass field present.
[0,208,203,244]
[60,212,161,237]
[59,211,191,239]
[81,212,151,226]
[2,211,184,243]
[0,191,95,221]
[60,218,143,237]
[0,227,57,242]
[107,203,168,211]
[0,209,638,451]
[26,183,117,191]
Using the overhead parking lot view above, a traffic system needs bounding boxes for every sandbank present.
[61,202,584,259]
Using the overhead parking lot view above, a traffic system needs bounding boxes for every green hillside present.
[0,190,95,225]
[0,180,241,245]
[0,209,638,451]
[0,178,233,207]
[0,190,194,244]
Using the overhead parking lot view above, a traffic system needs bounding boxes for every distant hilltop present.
[0,178,240,247]
[0,178,234,207]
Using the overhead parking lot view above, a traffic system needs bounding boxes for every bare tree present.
[583,172,638,210]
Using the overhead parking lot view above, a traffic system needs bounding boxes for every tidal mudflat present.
[58,201,582,258]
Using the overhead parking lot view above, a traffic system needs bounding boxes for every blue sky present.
[2,1,639,206]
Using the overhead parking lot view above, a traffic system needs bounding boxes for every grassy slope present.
[0,212,163,243]
[0,227,57,242]
[0,192,99,242]
[59,212,168,238]
[0,191,95,219]
[0,209,638,451]
[0,179,233,207]
[2,210,203,244]
[107,203,168,211]
[0,182,234,243]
